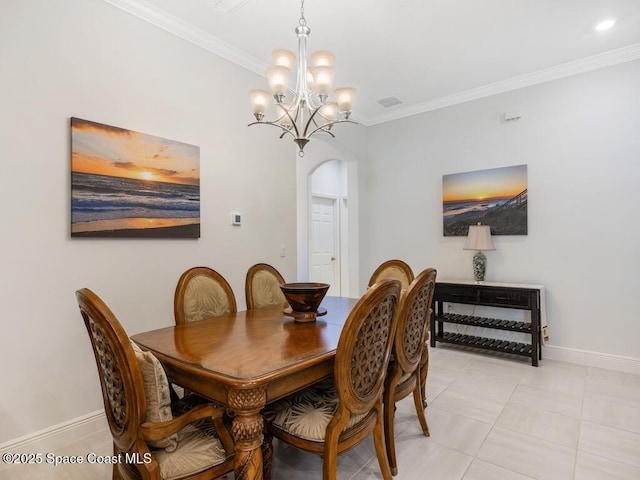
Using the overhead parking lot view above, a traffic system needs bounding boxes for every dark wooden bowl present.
[280,282,330,313]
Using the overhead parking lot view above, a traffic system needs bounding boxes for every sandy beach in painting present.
[72,218,200,238]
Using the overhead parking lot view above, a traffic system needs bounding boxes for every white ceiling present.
[106,0,640,125]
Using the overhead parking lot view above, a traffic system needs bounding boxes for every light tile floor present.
[2,346,640,479]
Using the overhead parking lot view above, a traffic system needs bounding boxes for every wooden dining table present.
[131,295,359,480]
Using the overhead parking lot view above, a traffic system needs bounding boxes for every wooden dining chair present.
[262,279,402,480]
[245,263,288,309]
[76,288,235,480]
[382,268,437,475]
[368,259,415,291]
[174,267,237,325]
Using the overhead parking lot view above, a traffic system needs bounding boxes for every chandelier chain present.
[299,0,306,26]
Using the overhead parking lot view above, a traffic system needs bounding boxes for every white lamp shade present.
[249,89,271,115]
[265,65,291,97]
[272,49,295,69]
[334,87,356,112]
[309,66,336,95]
[319,102,338,122]
[311,50,335,67]
[463,224,496,251]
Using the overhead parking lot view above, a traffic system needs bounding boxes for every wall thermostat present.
[230,212,242,226]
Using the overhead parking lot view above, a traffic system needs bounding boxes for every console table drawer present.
[435,283,534,308]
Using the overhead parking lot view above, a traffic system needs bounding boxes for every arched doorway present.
[295,140,360,297]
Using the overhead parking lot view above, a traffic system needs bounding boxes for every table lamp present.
[463,223,495,283]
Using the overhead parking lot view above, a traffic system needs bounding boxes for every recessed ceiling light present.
[595,19,616,31]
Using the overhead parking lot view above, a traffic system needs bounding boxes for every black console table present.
[430,281,544,366]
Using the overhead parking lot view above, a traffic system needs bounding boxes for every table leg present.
[228,387,267,480]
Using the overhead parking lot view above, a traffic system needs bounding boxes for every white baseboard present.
[0,410,108,456]
[543,344,640,375]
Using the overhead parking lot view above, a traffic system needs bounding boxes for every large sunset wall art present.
[71,118,200,238]
[443,164,528,236]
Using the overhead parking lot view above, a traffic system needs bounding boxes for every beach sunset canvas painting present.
[443,164,528,236]
[71,118,200,238]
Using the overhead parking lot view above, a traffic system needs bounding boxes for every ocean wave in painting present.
[443,197,509,218]
[71,172,199,224]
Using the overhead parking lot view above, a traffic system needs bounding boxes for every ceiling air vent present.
[376,96,404,108]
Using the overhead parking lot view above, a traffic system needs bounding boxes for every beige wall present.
[361,59,640,361]
[0,0,298,443]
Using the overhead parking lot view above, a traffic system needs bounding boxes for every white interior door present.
[309,196,340,295]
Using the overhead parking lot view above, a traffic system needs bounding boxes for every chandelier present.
[248,0,357,157]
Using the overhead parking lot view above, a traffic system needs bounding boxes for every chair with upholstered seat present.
[174,267,237,325]
[370,261,432,413]
[368,259,415,292]
[76,288,235,480]
[245,263,288,310]
[262,279,401,480]
[383,268,437,475]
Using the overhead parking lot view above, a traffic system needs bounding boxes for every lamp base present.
[472,251,487,284]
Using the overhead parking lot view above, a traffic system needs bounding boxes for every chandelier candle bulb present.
[309,65,336,96]
[334,87,357,114]
[249,89,271,120]
[311,50,335,67]
[319,102,338,123]
[265,65,291,99]
[273,49,296,69]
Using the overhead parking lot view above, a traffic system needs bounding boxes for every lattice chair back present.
[334,279,401,417]
[77,288,145,454]
[383,267,437,476]
[394,268,437,375]
[368,259,415,292]
[174,267,237,324]
[245,263,287,309]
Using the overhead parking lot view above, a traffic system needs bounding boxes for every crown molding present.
[102,0,267,75]
[199,0,253,14]
[103,1,640,127]
[367,42,640,126]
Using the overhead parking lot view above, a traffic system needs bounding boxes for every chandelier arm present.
[275,103,301,138]
[247,121,296,139]
[304,123,336,138]
[301,106,326,137]
[305,119,357,139]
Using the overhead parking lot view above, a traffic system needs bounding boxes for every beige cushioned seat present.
[263,377,367,442]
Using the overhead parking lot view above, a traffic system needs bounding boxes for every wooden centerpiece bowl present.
[280,282,330,322]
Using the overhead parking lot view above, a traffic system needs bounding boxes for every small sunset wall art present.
[71,118,200,238]
[443,164,528,236]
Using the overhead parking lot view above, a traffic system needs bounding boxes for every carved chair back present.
[174,267,237,324]
[245,263,287,310]
[77,288,145,454]
[334,279,401,417]
[368,259,415,292]
[383,267,437,475]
